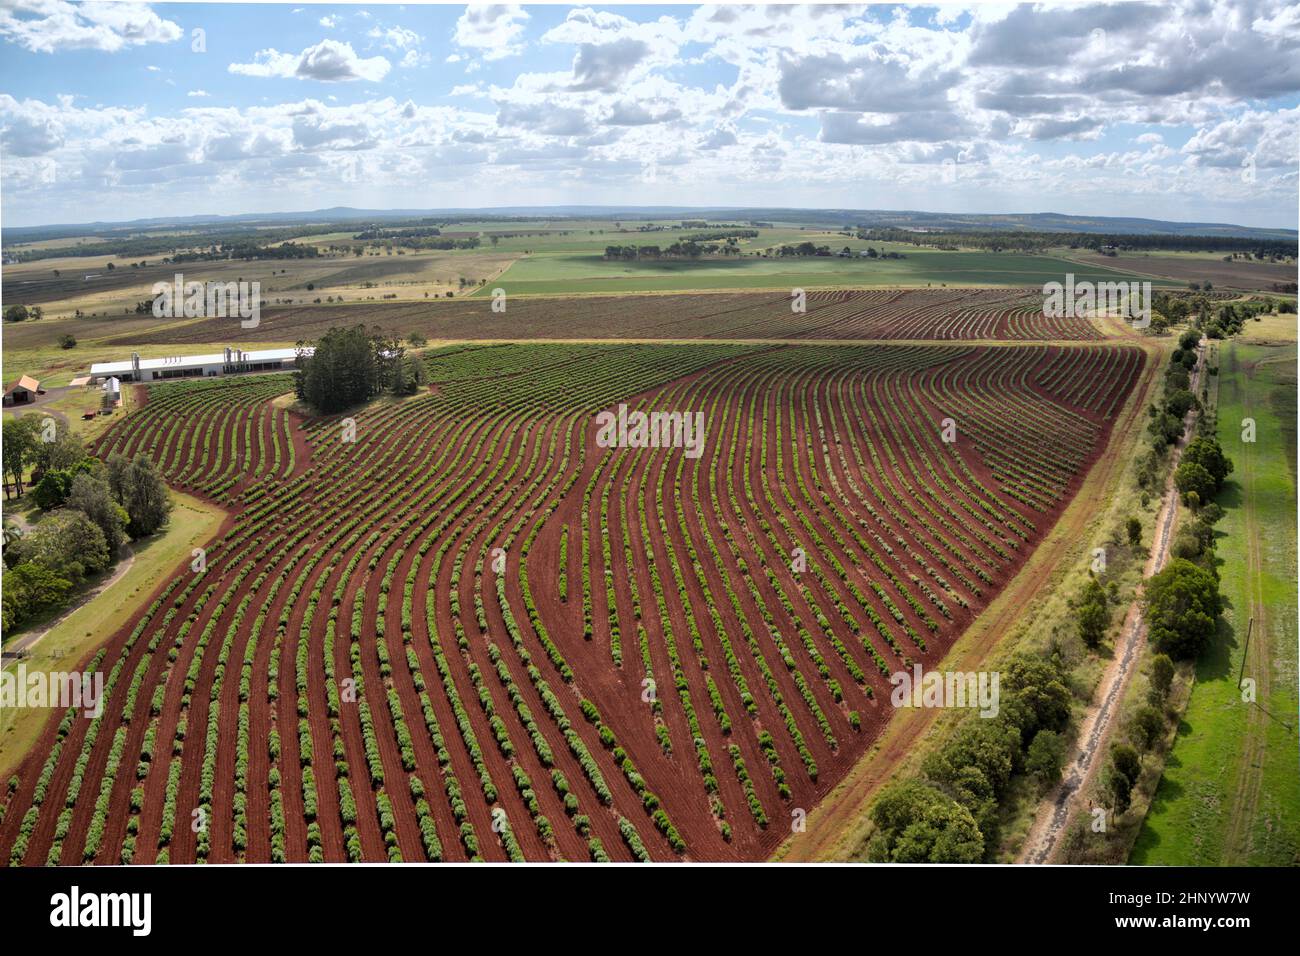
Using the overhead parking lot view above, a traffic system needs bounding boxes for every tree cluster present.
[293,325,427,414]
[2,419,170,633]
[868,655,1072,862]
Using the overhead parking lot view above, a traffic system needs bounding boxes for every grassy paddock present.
[1130,338,1300,864]
[481,249,1179,296]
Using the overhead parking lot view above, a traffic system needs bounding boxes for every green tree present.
[1107,765,1133,813]
[66,473,128,554]
[1171,530,1203,561]
[1130,705,1166,751]
[1144,558,1222,659]
[0,562,73,632]
[1174,461,1216,504]
[2,415,42,498]
[1000,654,1072,742]
[394,353,427,395]
[373,334,406,394]
[6,509,109,584]
[294,326,378,413]
[1198,501,1225,525]
[1025,729,1066,790]
[32,470,74,510]
[1111,742,1141,784]
[31,420,89,474]
[1126,516,1142,547]
[923,719,1020,799]
[1106,742,1143,813]
[106,454,171,538]
[867,780,984,863]
[1149,653,1175,703]
[1075,577,1109,649]
[1148,412,1183,448]
[1165,388,1196,419]
[1182,436,1233,492]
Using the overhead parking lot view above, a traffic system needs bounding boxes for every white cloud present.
[1,112,64,156]
[229,40,392,83]
[1182,108,1300,170]
[2,1,1298,229]
[0,0,182,54]
[370,26,421,51]
[455,4,530,60]
[187,89,210,98]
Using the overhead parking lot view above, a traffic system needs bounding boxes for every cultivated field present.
[104,288,1107,350]
[0,331,1146,863]
[1065,251,1296,292]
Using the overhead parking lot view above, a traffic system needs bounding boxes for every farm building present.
[89,346,312,383]
[2,375,41,406]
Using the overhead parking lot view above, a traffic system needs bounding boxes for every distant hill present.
[4,206,1294,244]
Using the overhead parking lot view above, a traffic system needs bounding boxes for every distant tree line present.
[352,226,443,240]
[857,227,1295,259]
[2,224,346,263]
[681,230,759,242]
[604,241,717,260]
[769,241,905,259]
[170,241,319,263]
[374,236,480,251]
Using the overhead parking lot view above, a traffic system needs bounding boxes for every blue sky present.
[1,2,1297,228]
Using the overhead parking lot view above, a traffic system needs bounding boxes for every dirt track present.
[1019,339,1203,864]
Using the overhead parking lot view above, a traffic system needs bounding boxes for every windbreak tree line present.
[294,325,427,414]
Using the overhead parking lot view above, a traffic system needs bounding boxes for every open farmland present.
[1064,251,1296,292]
[105,288,1107,349]
[477,248,1179,295]
[0,336,1146,864]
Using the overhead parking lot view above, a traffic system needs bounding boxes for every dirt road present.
[1,543,136,664]
[1019,339,1203,864]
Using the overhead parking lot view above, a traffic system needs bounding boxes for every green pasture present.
[478,249,1180,295]
[1131,340,1300,864]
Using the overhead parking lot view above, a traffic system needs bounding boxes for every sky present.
[0,1,1297,229]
